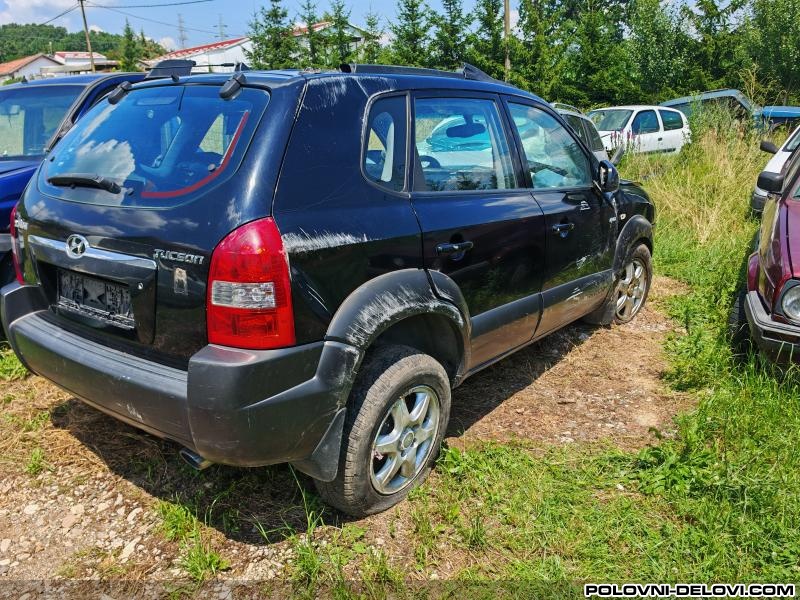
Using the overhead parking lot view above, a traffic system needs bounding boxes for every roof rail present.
[551,102,583,115]
[339,62,503,84]
[145,59,196,80]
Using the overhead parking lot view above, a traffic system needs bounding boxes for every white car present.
[752,125,800,213]
[588,105,691,155]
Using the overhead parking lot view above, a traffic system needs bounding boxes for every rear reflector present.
[207,217,295,350]
[9,204,23,285]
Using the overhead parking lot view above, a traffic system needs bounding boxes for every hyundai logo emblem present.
[65,234,89,259]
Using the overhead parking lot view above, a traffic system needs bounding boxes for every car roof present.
[589,105,677,111]
[660,89,752,109]
[131,66,546,104]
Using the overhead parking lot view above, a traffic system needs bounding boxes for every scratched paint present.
[282,229,370,254]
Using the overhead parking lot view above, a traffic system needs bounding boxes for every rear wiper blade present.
[47,173,121,194]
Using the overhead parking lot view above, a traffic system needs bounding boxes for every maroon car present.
[735,147,800,361]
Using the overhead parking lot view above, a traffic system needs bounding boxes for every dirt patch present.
[448,276,692,450]
[0,276,692,589]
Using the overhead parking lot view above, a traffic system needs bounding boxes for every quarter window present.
[363,95,407,192]
[659,110,684,131]
[631,110,660,134]
[508,103,591,190]
[413,97,516,192]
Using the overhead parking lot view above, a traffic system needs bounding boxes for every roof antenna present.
[219,72,246,100]
[108,81,132,105]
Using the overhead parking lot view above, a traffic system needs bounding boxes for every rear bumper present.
[744,290,800,363]
[1,282,361,479]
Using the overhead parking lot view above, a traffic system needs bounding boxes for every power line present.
[89,0,214,8]
[38,4,80,26]
[85,2,232,36]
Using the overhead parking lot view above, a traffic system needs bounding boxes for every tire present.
[585,243,653,325]
[315,344,451,517]
[729,288,752,355]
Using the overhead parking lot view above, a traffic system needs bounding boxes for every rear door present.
[630,109,662,153]
[504,100,615,335]
[658,109,685,152]
[409,92,547,368]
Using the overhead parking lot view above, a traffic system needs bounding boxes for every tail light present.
[9,204,24,284]
[207,217,295,349]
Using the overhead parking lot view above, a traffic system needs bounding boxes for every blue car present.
[660,88,800,127]
[0,73,147,295]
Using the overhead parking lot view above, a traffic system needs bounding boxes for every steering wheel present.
[419,155,442,169]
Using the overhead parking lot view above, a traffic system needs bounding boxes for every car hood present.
[0,159,39,177]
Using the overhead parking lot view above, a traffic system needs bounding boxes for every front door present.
[409,93,548,369]
[630,109,662,153]
[504,100,616,335]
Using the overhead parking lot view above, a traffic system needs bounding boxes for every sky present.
[0,0,477,52]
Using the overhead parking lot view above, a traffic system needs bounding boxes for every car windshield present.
[588,109,633,132]
[786,127,800,153]
[0,84,84,160]
[43,84,268,207]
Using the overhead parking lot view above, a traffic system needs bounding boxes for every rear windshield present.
[42,84,268,207]
[588,109,632,132]
[0,84,84,160]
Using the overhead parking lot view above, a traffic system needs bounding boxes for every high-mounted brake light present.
[207,217,295,350]
[9,204,24,285]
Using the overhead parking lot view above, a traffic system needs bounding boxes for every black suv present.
[1,65,654,516]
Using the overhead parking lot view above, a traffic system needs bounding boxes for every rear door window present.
[659,110,684,131]
[583,119,605,152]
[42,84,268,207]
[564,114,589,147]
[362,95,407,191]
[413,97,516,192]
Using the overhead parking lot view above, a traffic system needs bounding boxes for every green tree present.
[751,0,800,97]
[324,0,354,66]
[466,0,505,80]
[245,0,299,70]
[389,0,430,67]
[360,9,384,63]
[431,0,471,70]
[628,0,689,101]
[515,0,565,96]
[298,0,322,67]
[682,0,751,90]
[119,20,141,72]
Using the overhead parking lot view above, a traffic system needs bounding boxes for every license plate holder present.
[56,270,135,330]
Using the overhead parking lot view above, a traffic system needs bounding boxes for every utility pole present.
[79,0,96,72]
[177,14,188,49]
[503,0,511,81]
[215,14,227,41]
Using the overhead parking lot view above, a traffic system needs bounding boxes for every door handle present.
[436,241,474,256]
[552,223,575,238]
[658,137,663,141]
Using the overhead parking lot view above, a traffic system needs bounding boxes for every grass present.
[0,344,27,382]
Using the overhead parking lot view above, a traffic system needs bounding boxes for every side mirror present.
[757,171,784,195]
[598,160,619,193]
[760,140,779,154]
